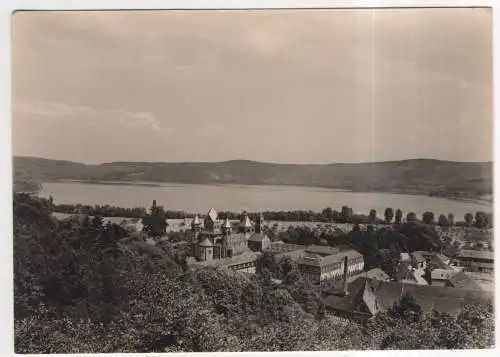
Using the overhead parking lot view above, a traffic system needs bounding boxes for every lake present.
[36,181,492,219]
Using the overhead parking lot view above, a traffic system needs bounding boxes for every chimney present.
[342,256,349,296]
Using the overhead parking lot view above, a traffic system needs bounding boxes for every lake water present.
[36,181,492,219]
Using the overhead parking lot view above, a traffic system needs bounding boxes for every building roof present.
[364,268,390,281]
[411,251,426,263]
[360,280,379,315]
[400,253,410,262]
[431,269,455,281]
[297,249,363,267]
[458,249,494,261]
[447,271,483,290]
[192,215,201,226]
[241,215,253,228]
[323,277,492,317]
[207,208,218,222]
[304,245,340,256]
[199,237,214,247]
[222,217,232,229]
[248,232,270,242]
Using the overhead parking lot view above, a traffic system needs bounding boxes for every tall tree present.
[384,207,394,224]
[464,213,474,227]
[447,213,455,229]
[406,212,417,222]
[395,209,403,224]
[422,211,435,225]
[438,214,449,228]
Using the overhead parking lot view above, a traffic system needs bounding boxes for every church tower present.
[255,213,265,234]
[192,214,202,240]
[221,217,232,258]
[240,211,253,234]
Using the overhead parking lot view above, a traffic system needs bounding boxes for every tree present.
[369,209,377,224]
[321,207,333,222]
[395,209,403,224]
[389,292,423,323]
[464,213,474,227]
[438,214,449,228]
[422,211,435,225]
[406,212,417,222]
[340,206,353,223]
[447,213,455,227]
[474,211,488,229]
[384,208,394,224]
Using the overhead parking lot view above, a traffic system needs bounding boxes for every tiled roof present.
[199,237,214,247]
[324,277,492,317]
[248,232,269,242]
[458,249,494,261]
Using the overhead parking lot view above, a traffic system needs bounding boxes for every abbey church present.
[192,208,271,262]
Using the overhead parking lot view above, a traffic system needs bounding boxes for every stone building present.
[191,209,271,271]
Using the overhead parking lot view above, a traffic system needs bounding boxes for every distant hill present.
[12,156,492,198]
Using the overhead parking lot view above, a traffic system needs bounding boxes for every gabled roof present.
[323,277,492,317]
[241,215,253,228]
[207,208,218,222]
[192,215,201,225]
[361,280,379,315]
[364,268,390,281]
[223,217,232,229]
[248,232,269,242]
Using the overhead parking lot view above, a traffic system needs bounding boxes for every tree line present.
[46,196,492,229]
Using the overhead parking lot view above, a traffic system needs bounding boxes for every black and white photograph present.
[9,4,495,353]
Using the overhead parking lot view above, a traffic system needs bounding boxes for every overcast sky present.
[12,8,492,164]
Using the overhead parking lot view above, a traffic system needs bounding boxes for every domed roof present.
[199,237,214,247]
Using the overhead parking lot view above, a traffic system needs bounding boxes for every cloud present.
[13,101,172,134]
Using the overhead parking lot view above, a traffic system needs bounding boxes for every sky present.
[11,8,492,164]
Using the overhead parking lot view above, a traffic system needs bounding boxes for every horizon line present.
[13,155,494,166]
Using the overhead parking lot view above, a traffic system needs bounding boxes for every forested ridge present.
[14,156,492,198]
[14,194,494,352]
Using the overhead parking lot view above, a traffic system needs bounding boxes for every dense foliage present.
[13,194,494,352]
